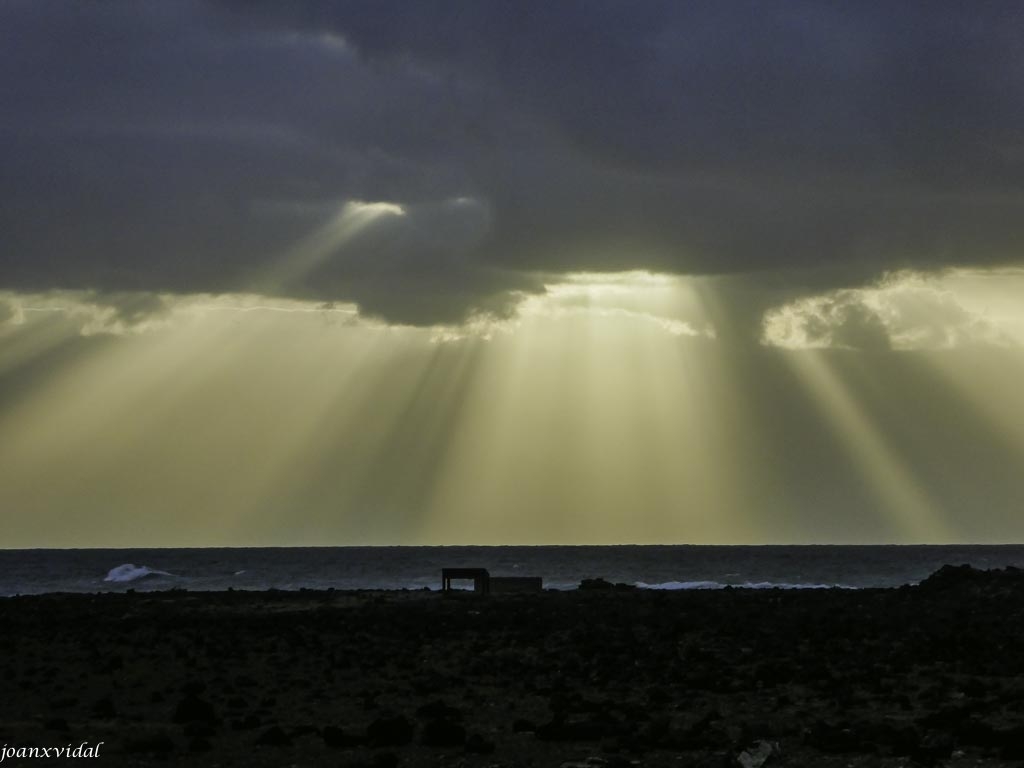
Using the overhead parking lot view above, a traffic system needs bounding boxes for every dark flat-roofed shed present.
[441,567,490,594]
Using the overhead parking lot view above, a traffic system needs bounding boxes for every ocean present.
[2,544,1024,596]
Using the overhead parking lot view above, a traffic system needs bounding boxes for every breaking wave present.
[103,564,175,583]
[636,580,856,590]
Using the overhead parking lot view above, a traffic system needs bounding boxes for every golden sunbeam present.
[783,350,953,541]
[0,273,754,545]
[252,200,406,294]
[426,272,733,543]
[328,338,485,542]
[5,267,1022,546]
[0,297,414,545]
[921,348,1024,464]
[689,277,810,540]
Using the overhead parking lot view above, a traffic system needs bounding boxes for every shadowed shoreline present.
[3,565,1024,766]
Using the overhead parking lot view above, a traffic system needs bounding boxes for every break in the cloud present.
[2,1,1023,327]
[513,272,716,339]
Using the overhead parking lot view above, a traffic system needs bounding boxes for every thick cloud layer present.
[2,1,1023,324]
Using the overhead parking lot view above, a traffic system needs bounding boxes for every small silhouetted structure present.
[441,567,490,594]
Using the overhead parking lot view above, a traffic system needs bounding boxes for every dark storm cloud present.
[2,1,1023,324]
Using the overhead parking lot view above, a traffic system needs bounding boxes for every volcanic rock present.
[366,714,414,747]
[420,718,466,747]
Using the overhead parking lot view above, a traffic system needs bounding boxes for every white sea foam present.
[636,580,724,590]
[103,563,174,583]
[636,580,856,590]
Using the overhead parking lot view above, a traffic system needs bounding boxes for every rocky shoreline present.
[3,565,1024,767]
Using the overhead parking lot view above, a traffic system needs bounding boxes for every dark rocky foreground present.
[3,565,1024,767]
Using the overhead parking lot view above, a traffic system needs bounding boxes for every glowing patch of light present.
[502,271,716,340]
[424,273,745,543]
[762,269,1016,351]
[256,199,406,292]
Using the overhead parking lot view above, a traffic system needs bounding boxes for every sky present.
[2,1,1024,546]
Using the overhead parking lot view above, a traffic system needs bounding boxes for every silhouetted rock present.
[996,726,1024,760]
[803,721,862,753]
[918,564,983,590]
[254,724,291,746]
[536,716,604,742]
[340,753,399,768]
[952,717,995,747]
[232,713,261,731]
[366,714,414,747]
[42,717,68,732]
[421,718,466,747]
[912,730,955,765]
[124,732,176,754]
[918,563,1024,593]
[323,725,363,748]
[172,694,218,725]
[513,717,537,732]
[737,740,776,768]
[670,712,731,750]
[91,697,116,719]
[465,732,496,754]
[416,700,462,721]
[856,720,918,755]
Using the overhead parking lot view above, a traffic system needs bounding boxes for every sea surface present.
[2,545,1024,596]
